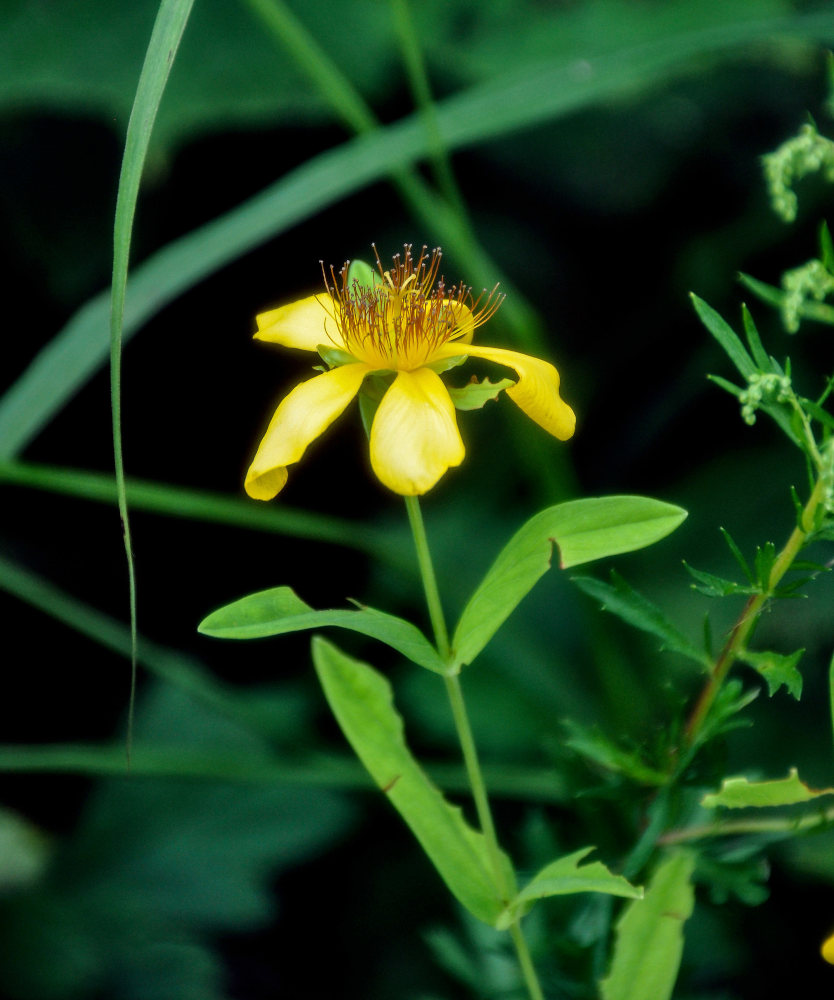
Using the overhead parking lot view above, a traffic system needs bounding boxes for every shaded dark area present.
[2,2,834,998]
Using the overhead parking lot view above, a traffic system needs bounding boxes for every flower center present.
[322,245,504,370]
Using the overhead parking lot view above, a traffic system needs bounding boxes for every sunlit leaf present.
[600,851,695,1000]
[496,847,641,930]
[312,638,512,925]
[447,377,515,410]
[452,496,686,670]
[701,768,834,809]
[199,586,445,673]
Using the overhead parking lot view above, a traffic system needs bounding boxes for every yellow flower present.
[823,931,834,964]
[244,246,575,499]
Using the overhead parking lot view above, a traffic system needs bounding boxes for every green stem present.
[404,495,545,1000]
[685,473,827,745]
[404,495,450,660]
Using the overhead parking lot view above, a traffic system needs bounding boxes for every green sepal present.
[451,496,687,671]
[495,847,641,931]
[447,377,515,411]
[346,258,381,292]
[425,353,467,375]
[316,344,360,369]
[357,372,394,437]
[600,851,695,1000]
[740,648,804,699]
[198,585,445,674]
[312,637,514,926]
[701,767,834,809]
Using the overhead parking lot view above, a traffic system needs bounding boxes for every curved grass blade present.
[109,0,196,757]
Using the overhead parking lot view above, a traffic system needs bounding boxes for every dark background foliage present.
[1,1,834,997]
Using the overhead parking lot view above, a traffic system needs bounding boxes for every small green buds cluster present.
[781,258,834,333]
[739,372,792,426]
[762,123,834,223]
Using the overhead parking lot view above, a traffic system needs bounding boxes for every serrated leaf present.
[600,851,695,1000]
[741,648,804,699]
[496,847,641,930]
[451,497,686,670]
[312,638,512,926]
[572,572,708,668]
[683,562,755,597]
[199,586,445,674]
[701,768,834,809]
[447,376,515,410]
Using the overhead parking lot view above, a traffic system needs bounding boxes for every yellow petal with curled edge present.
[245,362,369,500]
[254,293,342,352]
[822,932,834,964]
[369,368,465,495]
[434,342,576,440]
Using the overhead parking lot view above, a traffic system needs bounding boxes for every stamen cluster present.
[321,245,504,370]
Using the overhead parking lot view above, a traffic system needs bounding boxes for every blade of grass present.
[109,0,196,759]
[0,460,397,561]
[2,9,832,457]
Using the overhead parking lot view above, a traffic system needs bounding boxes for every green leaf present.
[741,303,772,370]
[821,220,834,273]
[311,638,512,926]
[741,648,804,699]
[496,847,641,930]
[600,851,696,1000]
[447,376,515,410]
[572,572,708,668]
[199,586,445,673]
[701,768,834,809]
[452,496,687,670]
[562,721,669,786]
[683,562,756,597]
[691,293,756,379]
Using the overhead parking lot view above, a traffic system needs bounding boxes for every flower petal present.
[254,293,343,352]
[433,342,576,440]
[245,362,369,500]
[369,368,465,496]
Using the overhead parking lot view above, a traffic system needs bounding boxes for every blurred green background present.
[2,0,834,997]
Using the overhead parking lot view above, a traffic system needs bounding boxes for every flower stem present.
[684,473,827,745]
[404,495,545,1000]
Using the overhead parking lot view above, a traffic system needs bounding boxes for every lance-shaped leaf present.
[572,572,709,668]
[701,768,834,810]
[496,847,641,930]
[199,586,445,674]
[452,496,686,670]
[600,851,695,1000]
[312,637,513,926]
